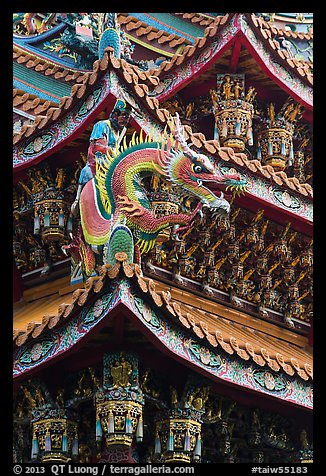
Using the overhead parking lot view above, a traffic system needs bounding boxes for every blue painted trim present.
[13,22,66,44]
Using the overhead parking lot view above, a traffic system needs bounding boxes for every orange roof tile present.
[13,89,57,116]
[118,13,192,50]
[149,15,229,80]
[173,13,217,28]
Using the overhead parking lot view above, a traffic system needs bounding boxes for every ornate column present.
[27,386,78,463]
[153,383,208,463]
[210,74,255,152]
[33,188,73,243]
[256,100,303,171]
[95,352,144,463]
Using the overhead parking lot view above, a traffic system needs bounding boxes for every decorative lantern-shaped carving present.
[257,99,303,171]
[210,74,255,152]
[33,188,74,243]
[31,417,78,463]
[95,352,144,449]
[154,382,208,463]
[300,242,313,269]
[154,410,202,463]
[296,430,313,463]
[273,236,289,260]
[23,383,78,463]
[257,127,293,170]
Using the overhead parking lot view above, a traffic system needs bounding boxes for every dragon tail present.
[104,224,134,266]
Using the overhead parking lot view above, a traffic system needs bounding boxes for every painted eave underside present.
[13,259,313,384]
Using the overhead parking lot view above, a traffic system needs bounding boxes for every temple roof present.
[142,13,313,88]
[12,14,314,398]
[12,13,313,204]
[13,48,313,204]
[13,255,312,383]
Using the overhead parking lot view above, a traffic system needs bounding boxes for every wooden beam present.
[229,38,242,73]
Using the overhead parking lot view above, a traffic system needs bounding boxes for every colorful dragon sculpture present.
[70,113,247,277]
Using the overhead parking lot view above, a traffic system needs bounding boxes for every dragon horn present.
[220,191,224,199]
[173,113,195,157]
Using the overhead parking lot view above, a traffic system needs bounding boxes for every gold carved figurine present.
[185,102,194,119]
[233,81,243,100]
[245,86,256,103]
[22,387,36,408]
[34,387,46,407]
[209,89,219,108]
[111,356,133,387]
[268,102,275,121]
[221,74,233,100]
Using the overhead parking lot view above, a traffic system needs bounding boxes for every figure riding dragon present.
[66,112,247,278]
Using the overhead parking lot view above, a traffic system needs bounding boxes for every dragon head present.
[160,114,247,217]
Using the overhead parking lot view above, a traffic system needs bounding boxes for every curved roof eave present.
[13,258,313,409]
[149,13,313,110]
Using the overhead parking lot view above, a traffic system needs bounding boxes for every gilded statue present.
[221,74,233,100]
[267,102,275,121]
[88,367,101,388]
[185,102,194,119]
[298,137,310,150]
[18,180,32,197]
[111,357,133,387]
[245,86,256,103]
[22,387,36,408]
[283,101,303,123]
[55,168,66,190]
[210,88,219,107]
[56,388,65,408]
[140,370,160,398]
[34,387,46,407]
[74,371,93,397]
[289,103,303,122]
[192,386,209,410]
[300,429,310,450]
[34,169,51,189]
[233,82,243,100]
[186,385,209,410]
